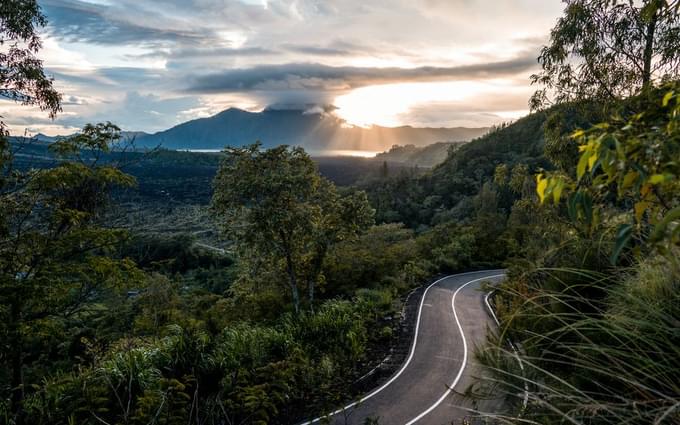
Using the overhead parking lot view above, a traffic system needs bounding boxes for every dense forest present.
[1,0,680,424]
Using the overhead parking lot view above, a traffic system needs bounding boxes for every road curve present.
[300,270,506,425]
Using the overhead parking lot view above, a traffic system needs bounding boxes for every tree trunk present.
[307,245,328,315]
[642,8,658,90]
[290,282,300,315]
[285,250,300,314]
[308,279,315,314]
[9,299,24,425]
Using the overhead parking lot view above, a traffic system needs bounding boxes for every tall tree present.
[530,0,680,110]
[211,143,374,314]
[1,3,61,422]
[302,184,374,311]
[0,124,143,423]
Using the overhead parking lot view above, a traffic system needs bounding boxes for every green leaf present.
[611,224,633,264]
[634,201,649,223]
[622,171,638,189]
[552,179,565,204]
[640,2,658,22]
[662,90,674,107]
[536,174,548,203]
[649,174,668,185]
[650,207,680,243]
[577,151,590,181]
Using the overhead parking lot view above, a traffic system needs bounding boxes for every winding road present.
[301,270,506,425]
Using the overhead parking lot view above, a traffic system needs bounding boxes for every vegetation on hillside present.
[465,1,680,423]
[374,141,466,168]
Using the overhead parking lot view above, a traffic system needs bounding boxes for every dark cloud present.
[127,47,280,63]
[49,67,170,92]
[185,54,538,93]
[279,40,391,57]
[282,44,355,56]
[42,0,206,45]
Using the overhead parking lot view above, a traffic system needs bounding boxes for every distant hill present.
[132,108,488,151]
[374,142,466,167]
[10,131,150,146]
[362,110,554,227]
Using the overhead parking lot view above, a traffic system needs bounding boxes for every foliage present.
[363,112,550,228]
[475,78,680,425]
[212,143,374,313]
[373,142,465,168]
[13,293,388,425]
[0,0,61,138]
[537,84,680,262]
[0,125,144,423]
[531,0,680,109]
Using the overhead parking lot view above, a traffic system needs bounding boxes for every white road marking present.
[405,274,505,425]
[484,292,529,411]
[297,270,503,425]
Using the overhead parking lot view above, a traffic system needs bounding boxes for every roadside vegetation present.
[467,1,680,423]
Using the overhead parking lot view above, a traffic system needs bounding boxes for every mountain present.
[10,131,150,145]
[134,108,489,152]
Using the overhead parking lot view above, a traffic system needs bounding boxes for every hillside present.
[428,112,549,195]
[364,110,552,227]
[374,142,467,167]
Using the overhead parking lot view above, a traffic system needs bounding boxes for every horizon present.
[18,105,495,140]
[1,0,564,139]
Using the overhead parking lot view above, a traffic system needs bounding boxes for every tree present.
[531,0,680,110]
[0,124,143,423]
[211,143,374,314]
[303,185,374,311]
[0,0,61,154]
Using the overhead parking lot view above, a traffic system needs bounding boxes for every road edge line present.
[298,270,503,425]
[484,291,529,412]
[404,273,505,425]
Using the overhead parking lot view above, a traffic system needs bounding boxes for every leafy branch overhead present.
[537,84,680,261]
[531,0,680,110]
[0,0,61,126]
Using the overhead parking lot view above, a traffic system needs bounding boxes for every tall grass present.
[472,259,680,424]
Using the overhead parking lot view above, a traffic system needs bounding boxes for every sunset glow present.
[334,80,522,128]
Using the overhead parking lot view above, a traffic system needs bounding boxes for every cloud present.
[41,0,206,45]
[13,0,564,134]
[281,43,357,57]
[61,91,201,132]
[185,54,538,94]
[128,47,280,62]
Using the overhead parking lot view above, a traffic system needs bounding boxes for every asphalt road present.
[300,270,506,425]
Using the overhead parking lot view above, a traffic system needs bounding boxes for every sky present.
[2,0,566,136]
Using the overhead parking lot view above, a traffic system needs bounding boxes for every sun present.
[333,81,485,128]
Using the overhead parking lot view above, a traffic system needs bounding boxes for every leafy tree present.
[531,0,680,109]
[0,124,143,423]
[0,0,60,157]
[212,143,374,313]
[303,186,374,310]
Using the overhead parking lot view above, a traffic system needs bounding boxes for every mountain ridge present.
[13,108,489,152]
[135,108,489,151]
